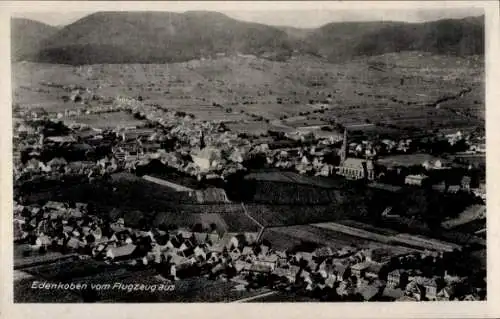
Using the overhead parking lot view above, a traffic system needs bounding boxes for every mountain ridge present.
[11,18,59,61]
[12,12,484,65]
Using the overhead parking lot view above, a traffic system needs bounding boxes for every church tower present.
[200,130,206,149]
[340,128,348,163]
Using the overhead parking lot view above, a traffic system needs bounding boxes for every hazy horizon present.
[12,8,485,29]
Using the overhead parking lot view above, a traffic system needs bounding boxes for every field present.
[64,111,145,129]
[225,121,293,136]
[18,172,261,232]
[245,203,359,227]
[244,170,345,189]
[22,259,129,282]
[448,154,486,167]
[13,51,484,136]
[153,211,261,232]
[377,153,445,167]
[261,223,417,255]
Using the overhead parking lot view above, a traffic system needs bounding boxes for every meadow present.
[12,51,484,137]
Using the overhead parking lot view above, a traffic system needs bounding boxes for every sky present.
[10,2,486,29]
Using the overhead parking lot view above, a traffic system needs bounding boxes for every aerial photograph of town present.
[11,6,486,303]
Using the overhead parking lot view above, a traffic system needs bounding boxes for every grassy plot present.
[22,259,124,282]
[65,111,145,129]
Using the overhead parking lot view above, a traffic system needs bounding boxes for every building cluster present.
[13,197,483,302]
[15,90,486,189]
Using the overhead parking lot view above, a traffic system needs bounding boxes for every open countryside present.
[12,9,486,303]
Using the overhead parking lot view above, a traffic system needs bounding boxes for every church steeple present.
[200,130,206,149]
[340,128,347,163]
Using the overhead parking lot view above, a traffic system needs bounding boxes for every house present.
[193,245,208,260]
[45,135,76,144]
[106,244,137,260]
[422,159,447,170]
[355,276,370,289]
[313,246,334,259]
[404,280,423,301]
[317,260,335,278]
[206,251,221,264]
[111,217,126,229]
[420,277,439,300]
[178,238,196,252]
[351,261,371,278]
[336,246,356,258]
[47,157,68,169]
[241,246,255,257]
[193,232,222,246]
[249,262,273,274]
[300,270,314,290]
[336,280,354,296]
[229,246,242,260]
[234,260,252,273]
[447,185,460,194]
[166,236,183,250]
[334,263,351,281]
[461,176,472,190]
[66,237,83,250]
[34,234,51,249]
[209,233,233,253]
[44,201,67,211]
[166,252,192,268]
[178,246,195,258]
[255,254,278,271]
[365,262,383,279]
[436,285,456,301]
[366,248,392,263]
[324,274,336,288]
[272,265,301,283]
[405,174,428,186]
[432,181,447,192]
[13,220,25,241]
[387,269,406,288]
[471,183,486,201]
[259,244,271,256]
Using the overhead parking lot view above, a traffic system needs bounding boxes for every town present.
[13,91,486,302]
[11,9,486,304]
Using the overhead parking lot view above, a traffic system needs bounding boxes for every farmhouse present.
[405,174,428,186]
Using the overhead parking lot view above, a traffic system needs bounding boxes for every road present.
[231,290,277,303]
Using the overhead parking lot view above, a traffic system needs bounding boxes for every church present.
[337,129,375,181]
